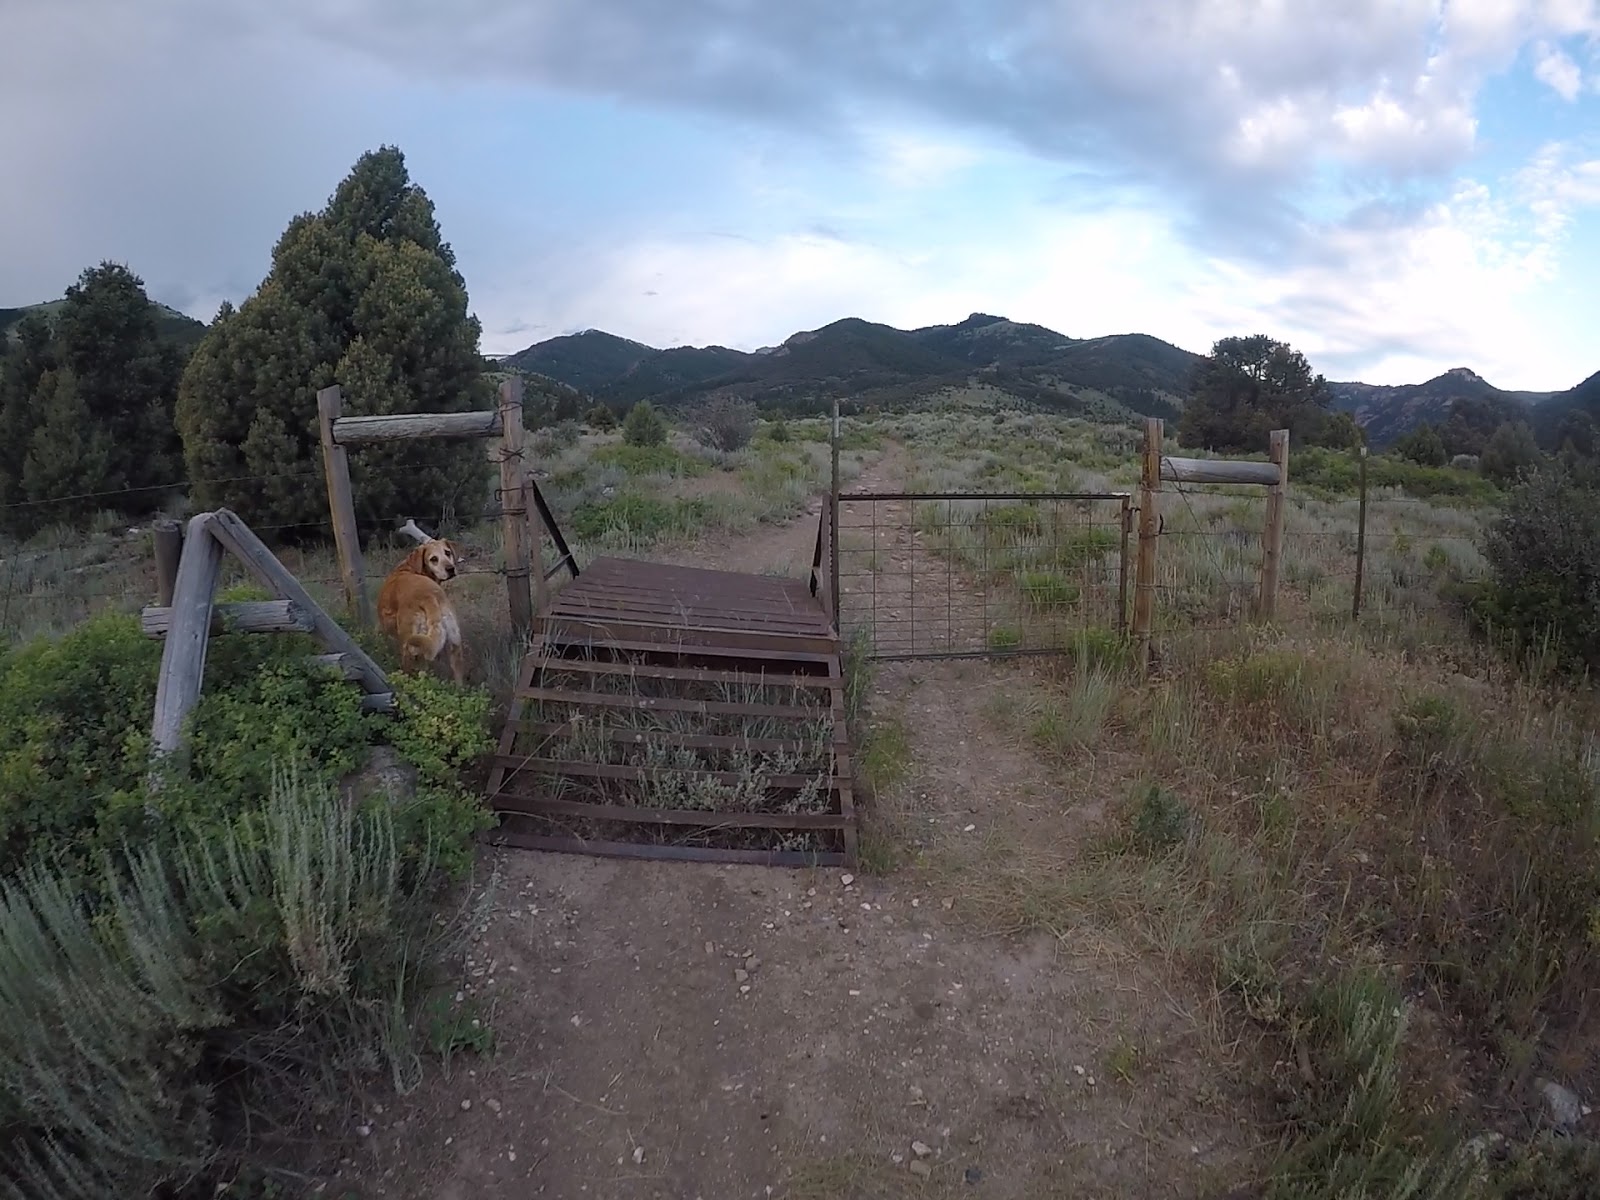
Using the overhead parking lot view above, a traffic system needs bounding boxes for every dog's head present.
[401,538,460,583]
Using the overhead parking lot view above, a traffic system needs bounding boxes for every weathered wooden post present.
[1352,445,1369,619]
[1132,417,1162,672]
[316,385,372,627]
[150,514,224,759]
[1117,494,1133,635]
[497,377,534,643]
[1257,428,1289,622]
[152,519,182,607]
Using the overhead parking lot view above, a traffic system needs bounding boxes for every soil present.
[313,447,1260,1199]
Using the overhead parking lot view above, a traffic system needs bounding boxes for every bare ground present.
[314,449,1261,1199]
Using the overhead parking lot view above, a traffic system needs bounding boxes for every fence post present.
[150,514,224,761]
[1352,445,1369,619]
[1117,494,1133,635]
[152,519,183,608]
[316,385,372,627]
[497,377,533,643]
[1257,428,1289,623]
[830,395,842,625]
[1132,417,1162,671]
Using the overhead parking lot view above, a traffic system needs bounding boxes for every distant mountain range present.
[501,313,1600,450]
[0,299,209,350]
[7,289,1597,451]
[501,314,1197,425]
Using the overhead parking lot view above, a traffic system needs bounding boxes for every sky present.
[3,1,1599,390]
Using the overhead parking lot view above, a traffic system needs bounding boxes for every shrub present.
[1470,465,1600,673]
[1,768,476,1200]
[690,397,756,452]
[584,404,618,431]
[622,399,667,448]
[570,493,708,544]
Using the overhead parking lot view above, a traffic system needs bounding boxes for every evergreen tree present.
[623,400,667,448]
[176,146,490,536]
[20,369,115,527]
[1178,335,1333,452]
[54,263,186,498]
[1393,422,1448,467]
[1479,421,1542,484]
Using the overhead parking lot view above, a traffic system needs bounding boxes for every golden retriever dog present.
[378,539,465,683]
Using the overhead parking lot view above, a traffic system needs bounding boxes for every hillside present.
[1,298,208,350]
[1531,369,1600,444]
[505,313,1198,420]
[1327,367,1553,447]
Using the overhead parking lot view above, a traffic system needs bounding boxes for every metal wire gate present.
[831,491,1134,660]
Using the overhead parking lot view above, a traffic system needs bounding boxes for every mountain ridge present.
[504,314,1598,444]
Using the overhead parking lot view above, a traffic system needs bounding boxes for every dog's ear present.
[400,544,429,574]
[446,540,464,560]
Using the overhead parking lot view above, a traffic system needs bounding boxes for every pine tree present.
[20,369,116,528]
[176,147,490,536]
[54,263,186,498]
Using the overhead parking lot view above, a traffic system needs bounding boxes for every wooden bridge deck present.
[486,557,856,867]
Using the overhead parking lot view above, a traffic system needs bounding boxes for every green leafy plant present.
[622,399,667,448]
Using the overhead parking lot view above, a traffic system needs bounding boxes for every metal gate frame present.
[828,490,1134,662]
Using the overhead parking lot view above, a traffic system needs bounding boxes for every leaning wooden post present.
[150,514,224,761]
[1132,418,1162,672]
[1257,428,1289,623]
[830,396,842,625]
[497,377,533,643]
[317,385,372,627]
[152,519,183,608]
[1352,445,1369,619]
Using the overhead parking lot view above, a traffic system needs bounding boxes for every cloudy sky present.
[4,1,1599,389]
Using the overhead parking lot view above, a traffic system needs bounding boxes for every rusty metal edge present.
[488,792,848,830]
[481,827,847,868]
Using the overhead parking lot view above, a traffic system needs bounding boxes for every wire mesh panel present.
[834,491,1132,660]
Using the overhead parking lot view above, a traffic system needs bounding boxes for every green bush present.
[1294,446,1497,503]
[622,399,667,448]
[1468,466,1600,674]
[590,442,708,478]
[1,769,475,1200]
[0,610,492,886]
[584,403,618,431]
[570,492,708,544]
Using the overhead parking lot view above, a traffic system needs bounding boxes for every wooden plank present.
[484,827,845,867]
[205,508,390,697]
[536,657,837,690]
[544,616,837,656]
[513,686,824,721]
[490,793,848,830]
[317,386,372,627]
[491,756,844,792]
[361,693,396,713]
[521,721,825,756]
[1159,456,1281,486]
[141,599,313,638]
[310,652,363,680]
[332,409,501,444]
[152,520,182,607]
[1257,428,1289,622]
[151,514,224,758]
[497,378,533,642]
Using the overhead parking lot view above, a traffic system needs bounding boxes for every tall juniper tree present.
[176,146,490,536]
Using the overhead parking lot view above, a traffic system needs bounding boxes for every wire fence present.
[0,469,526,645]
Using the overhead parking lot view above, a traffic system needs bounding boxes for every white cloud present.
[1533,41,1586,96]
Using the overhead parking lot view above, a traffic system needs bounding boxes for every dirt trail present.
[328,451,1253,1200]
